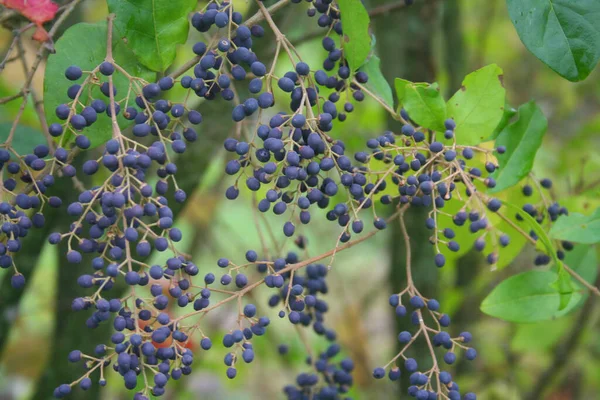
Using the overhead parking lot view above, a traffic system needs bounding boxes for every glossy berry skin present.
[373,367,385,379]
[295,62,310,76]
[65,65,82,80]
[99,61,115,76]
[17,5,510,399]
[410,296,425,309]
[540,178,552,189]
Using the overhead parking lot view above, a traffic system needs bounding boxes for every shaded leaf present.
[489,102,517,140]
[446,64,505,145]
[480,270,581,322]
[507,0,600,82]
[358,56,393,109]
[503,201,575,309]
[487,183,535,269]
[0,123,46,158]
[337,0,371,71]
[491,101,547,192]
[511,317,572,352]
[549,208,600,244]
[564,244,598,286]
[44,22,154,149]
[107,0,196,72]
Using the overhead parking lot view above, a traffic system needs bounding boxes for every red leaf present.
[1,0,59,25]
[32,26,51,42]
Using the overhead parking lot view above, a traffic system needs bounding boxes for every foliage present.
[0,0,599,399]
[107,0,197,72]
[506,0,600,82]
[445,64,505,145]
[44,22,155,148]
[491,101,547,192]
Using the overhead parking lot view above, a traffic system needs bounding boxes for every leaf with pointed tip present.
[480,270,581,322]
[491,101,547,192]
[337,0,371,72]
[108,0,197,72]
[358,56,393,109]
[507,0,600,82]
[489,102,517,140]
[503,201,575,309]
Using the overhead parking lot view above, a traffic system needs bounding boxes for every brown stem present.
[0,92,24,105]
[0,23,34,71]
[15,38,50,146]
[563,264,600,297]
[179,209,403,323]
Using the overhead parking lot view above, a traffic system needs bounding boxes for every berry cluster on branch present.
[0,1,594,399]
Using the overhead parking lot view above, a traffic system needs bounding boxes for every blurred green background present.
[1,0,599,399]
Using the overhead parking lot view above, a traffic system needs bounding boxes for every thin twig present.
[168,0,291,79]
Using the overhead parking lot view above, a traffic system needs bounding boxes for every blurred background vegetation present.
[1,0,599,399]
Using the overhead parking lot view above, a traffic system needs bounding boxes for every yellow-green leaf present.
[395,79,446,131]
[446,64,506,145]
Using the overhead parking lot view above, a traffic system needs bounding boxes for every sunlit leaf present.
[446,64,505,145]
[336,0,371,71]
[395,79,446,131]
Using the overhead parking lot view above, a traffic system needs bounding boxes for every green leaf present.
[107,0,197,72]
[395,79,446,131]
[506,0,600,82]
[435,197,475,263]
[549,208,600,244]
[358,56,393,109]
[487,186,533,269]
[0,124,46,158]
[337,0,371,71]
[502,202,557,263]
[502,201,576,308]
[395,78,427,106]
[446,64,506,145]
[491,101,548,192]
[551,267,575,310]
[489,102,517,140]
[511,317,572,352]
[44,22,154,149]
[564,244,598,286]
[480,270,581,322]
